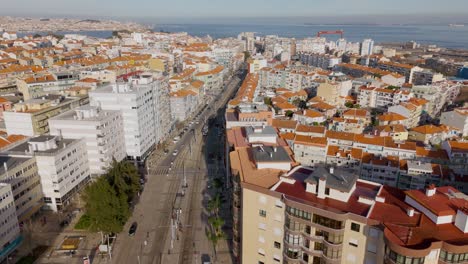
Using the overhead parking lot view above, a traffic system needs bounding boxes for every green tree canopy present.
[83,177,129,233]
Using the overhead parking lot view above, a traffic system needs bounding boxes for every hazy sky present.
[2,0,468,18]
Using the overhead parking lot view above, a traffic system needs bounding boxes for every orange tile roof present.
[378,113,407,122]
[343,109,370,118]
[296,125,325,134]
[271,119,297,129]
[411,125,445,135]
[0,135,27,150]
[194,65,224,77]
[294,135,327,146]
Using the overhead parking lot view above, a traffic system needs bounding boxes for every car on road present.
[173,136,180,143]
[164,149,169,155]
[173,150,179,156]
[129,222,138,236]
[201,254,211,264]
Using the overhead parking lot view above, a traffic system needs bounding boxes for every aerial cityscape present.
[0,1,467,264]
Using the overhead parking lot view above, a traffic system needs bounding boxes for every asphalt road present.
[111,69,246,264]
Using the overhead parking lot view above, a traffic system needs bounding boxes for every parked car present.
[173,150,179,156]
[129,222,138,236]
[173,136,180,143]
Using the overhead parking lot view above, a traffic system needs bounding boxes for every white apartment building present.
[440,108,468,137]
[170,89,198,121]
[79,69,116,83]
[7,136,90,211]
[360,39,374,56]
[0,156,43,223]
[89,74,172,161]
[411,68,445,85]
[0,183,21,263]
[48,105,126,176]
[4,95,85,136]
[293,136,327,166]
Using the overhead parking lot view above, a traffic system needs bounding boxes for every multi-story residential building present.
[170,89,199,121]
[294,109,326,125]
[0,156,42,223]
[193,65,225,93]
[388,99,425,128]
[442,140,468,174]
[316,80,352,106]
[79,69,117,83]
[230,154,468,264]
[298,52,342,70]
[48,105,126,176]
[6,136,90,211]
[440,108,468,137]
[226,104,273,129]
[374,125,408,141]
[397,160,444,190]
[381,73,406,87]
[247,54,268,73]
[293,135,327,166]
[374,88,395,109]
[17,72,79,100]
[0,183,21,263]
[3,95,86,136]
[411,68,445,85]
[359,154,400,186]
[360,38,374,56]
[376,61,416,83]
[89,74,172,161]
[411,85,448,119]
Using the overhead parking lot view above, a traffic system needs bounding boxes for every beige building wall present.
[317,83,339,105]
[241,187,285,264]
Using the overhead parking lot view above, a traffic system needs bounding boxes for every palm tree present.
[206,216,225,259]
[207,194,221,217]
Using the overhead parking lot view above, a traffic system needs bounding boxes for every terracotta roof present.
[378,113,407,122]
[271,119,297,130]
[411,125,445,135]
[294,135,327,146]
[343,109,370,118]
[296,125,325,134]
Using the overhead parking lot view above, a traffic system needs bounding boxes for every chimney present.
[407,207,415,217]
[329,167,334,174]
[426,184,436,197]
[317,176,326,199]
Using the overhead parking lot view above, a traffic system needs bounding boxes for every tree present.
[206,216,225,259]
[264,97,272,106]
[82,177,128,234]
[345,102,354,108]
[106,160,140,202]
[33,34,42,38]
[285,110,294,118]
[243,51,251,62]
[207,194,221,217]
[298,100,308,110]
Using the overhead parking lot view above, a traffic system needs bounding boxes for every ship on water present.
[449,24,465,27]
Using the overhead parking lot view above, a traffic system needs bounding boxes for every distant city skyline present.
[1,0,468,23]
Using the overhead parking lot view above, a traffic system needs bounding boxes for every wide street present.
[110,68,246,264]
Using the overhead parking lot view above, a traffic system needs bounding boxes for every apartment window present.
[325,187,330,195]
[258,248,266,256]
[351,223,360,232]
[274,241,281,249]
[439,250,468,263]
[258,262,265,264]
[259,209,267,217]
[349,238,358,247]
